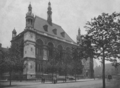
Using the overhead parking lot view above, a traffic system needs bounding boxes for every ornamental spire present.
[12,28,17,39]
[77,28,81,45]
[47,1,52,25]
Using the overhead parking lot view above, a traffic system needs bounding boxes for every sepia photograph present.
[0,0,120,88]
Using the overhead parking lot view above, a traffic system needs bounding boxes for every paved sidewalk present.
[37,78,95,84]
[1,78,119,88]
[1,79,101,88]
[105,79,120,88]
[0,78,96,87]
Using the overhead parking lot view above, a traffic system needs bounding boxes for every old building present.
[11,2,80,79]
[10,2,94,79]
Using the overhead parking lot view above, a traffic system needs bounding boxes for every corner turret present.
[77,28,81,45]
[25,3,34,29]
[12,28,17,39]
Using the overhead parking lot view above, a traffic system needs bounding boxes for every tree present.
[3,46,23,86]
[1,40,24,86]
[81,35,94,78]
[72,46,83,81]
[0,49,6,78]
[85,12,120,88]
[10,41,24,81]
[112,59,120,74]
[72,34,95,80]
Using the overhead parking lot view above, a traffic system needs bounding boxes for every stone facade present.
[10,2,94,79]
[11,2,78,79]
[82,57,94,78]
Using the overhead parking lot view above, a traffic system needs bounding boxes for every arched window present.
[36,39,43,59]
[66,47,70,54]
[48,42,54,58]
[36,39,43,72]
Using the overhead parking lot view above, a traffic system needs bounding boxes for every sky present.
[0,0,120,48]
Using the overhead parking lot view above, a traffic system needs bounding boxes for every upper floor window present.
[53,28,57,35]
[61,32,65,37]
[43,25,48,32]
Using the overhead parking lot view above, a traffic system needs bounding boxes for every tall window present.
[66,47,70,54]
[48,42,54,58]
[58,45,63,59]
[36,39,43,59]
[36,39,43,73]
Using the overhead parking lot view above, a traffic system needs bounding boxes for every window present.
[61,32,65,37]
[39,64,40,72]
[30,33,33,38]
[37,64,39,72]
[48,42,54,57]
[36,39,43,59]
[58,45,63,58]
[25,51,27,54]
[53,28,57,35]
[43,49,48,60]
[30,64,32,69]
[31,47,33,51]
[43,25,48,32]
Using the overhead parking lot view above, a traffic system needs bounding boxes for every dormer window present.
[61,32,65,37]
[43,25,48,32]
[53,28,57,35]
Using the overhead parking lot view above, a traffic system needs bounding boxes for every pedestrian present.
[41,77,45,83]
[41,77,43,83]
[108,74,112,81]
[43,77,45,83]
[53,76,57,84]
[94,76,95,80]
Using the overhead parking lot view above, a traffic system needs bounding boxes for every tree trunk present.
[75,73,76,82]
[9,70,12,86]
[116,67,118,75]
[102,51,106,88]
[52,63,54,83]
[75,65,77,82]
[52,70,53,83]
[20,71,23,82]
[90,57,94,78]
[42,60,43,77]
[65,63,67,82]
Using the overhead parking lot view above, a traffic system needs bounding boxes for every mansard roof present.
[34,16,75,43]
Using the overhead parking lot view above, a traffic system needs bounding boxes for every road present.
[2,79,102,88]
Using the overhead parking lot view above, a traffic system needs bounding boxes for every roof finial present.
[78,28,81,35]
[48,0,51,4]
[28,2,32,12]
[12,28,17,34]
[77,27,81,45]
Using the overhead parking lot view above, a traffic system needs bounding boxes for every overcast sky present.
[0,0,120,47]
